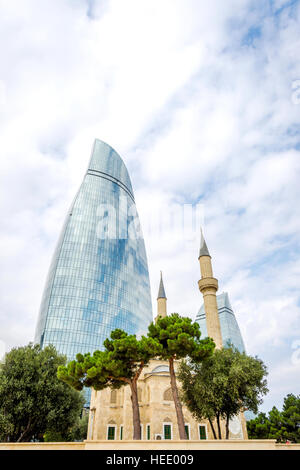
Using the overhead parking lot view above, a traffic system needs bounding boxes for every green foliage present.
[148,313,215,361]
[0,413,14,438]
[43,415,89,442]
[179,347,268,439]
[0,343,85,442]
[246,412,270,439]
[57,328,162,391]
[247,394,300,443]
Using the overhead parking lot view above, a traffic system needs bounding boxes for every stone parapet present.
[0,442,85,451]
[1,440,300,450]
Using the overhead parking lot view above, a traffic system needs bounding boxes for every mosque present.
[87,231,248,441]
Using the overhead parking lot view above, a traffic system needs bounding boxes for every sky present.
[0,0,300,414]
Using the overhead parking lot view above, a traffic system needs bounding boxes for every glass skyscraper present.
[195,292,245,353]
[35,139,153,369]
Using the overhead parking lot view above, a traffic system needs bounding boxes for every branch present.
[17,417,32,443]
[135,361,145,382]
[107,375,131,385]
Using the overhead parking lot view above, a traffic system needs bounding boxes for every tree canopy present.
[247,394,300,443]
[179,346,268,439]
[148,313,215,362]
[0,344,85,442]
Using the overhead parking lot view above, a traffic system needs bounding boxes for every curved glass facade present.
[35,138,153,366]
[195,292,245,353]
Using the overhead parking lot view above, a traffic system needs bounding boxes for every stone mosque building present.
[87,232,248,441]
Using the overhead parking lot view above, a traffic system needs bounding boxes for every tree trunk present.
[130,380,141,440]
[169,357,187,440]
[208,418,217,440]
[216,414,222,440]
[225,415,230,440]
[17,418,32,442]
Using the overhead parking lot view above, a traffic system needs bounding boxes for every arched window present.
[163,388,172,401]
[110,390,117,404]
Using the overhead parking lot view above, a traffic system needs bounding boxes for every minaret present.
[198,230,223,349]
[155,272,167,323]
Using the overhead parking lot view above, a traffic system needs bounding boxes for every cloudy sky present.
[0,0,300,413]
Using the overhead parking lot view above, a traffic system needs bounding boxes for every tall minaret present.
[155,272,167,323]
[198,230,223,349]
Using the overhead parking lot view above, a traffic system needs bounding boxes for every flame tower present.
[35,139,153,377]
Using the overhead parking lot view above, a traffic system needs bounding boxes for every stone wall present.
[0,442,85,451]
[1,440,300,451]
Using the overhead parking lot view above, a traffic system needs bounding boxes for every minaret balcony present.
[198,277,219,293]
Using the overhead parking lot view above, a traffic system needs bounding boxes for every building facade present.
[34,140,153,402]
[196,292,246,353]
[88,358,220,441]
[88,238,248,441]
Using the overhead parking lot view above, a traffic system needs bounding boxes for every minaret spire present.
[198,228,223,349]
[199,228,211,258]
[155,272,167,323]
[157,271,166,299]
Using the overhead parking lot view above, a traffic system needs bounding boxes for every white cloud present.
[0,0,299,413]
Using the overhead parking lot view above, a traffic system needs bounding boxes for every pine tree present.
[148,313,215,439]
[58,329,162,440]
